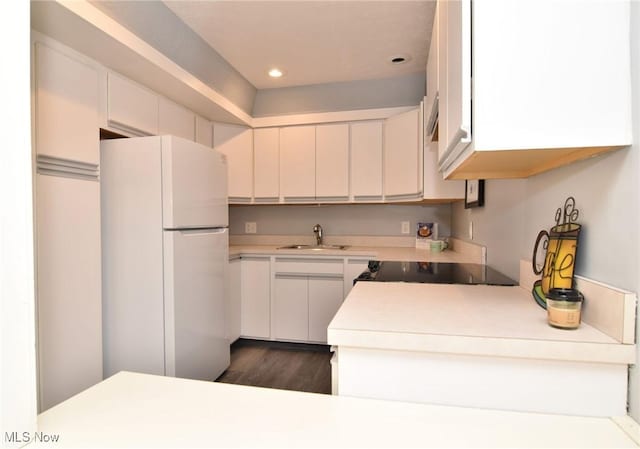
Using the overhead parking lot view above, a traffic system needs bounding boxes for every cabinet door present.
[423,139,465,199]
[438,0,472,165]
[384,108,421,198]
[424,4,439,138]
[274,276,308,341]
[195,115,213,147]
[227,259,241,343]
[343,259,370,298]
[316,124,349,199]
[350,121,383,200]
[163,228,229,380]
[437,0,449,162]
[253,128,280,200]
[308,277,344,343]
[107,72,159,136]
[35,43,99,165]
[36,174,102,411]
[159,97,195,141]
[213,123,253,201]
[240,257,271,339]
[280,126,316,200]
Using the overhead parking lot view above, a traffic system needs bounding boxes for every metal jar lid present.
[546,288,584,302]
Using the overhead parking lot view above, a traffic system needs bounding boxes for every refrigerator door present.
[163,227,230,381]
[161,135,228,229]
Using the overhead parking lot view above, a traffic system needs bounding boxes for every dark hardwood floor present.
[216,339,332,394]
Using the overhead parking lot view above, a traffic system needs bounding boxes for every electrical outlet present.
[401,221,411,234]
[245,222,257,234]
[469,221,474,240]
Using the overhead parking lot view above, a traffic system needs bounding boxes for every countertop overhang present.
[328,282,636,365]
[34,371,639,448]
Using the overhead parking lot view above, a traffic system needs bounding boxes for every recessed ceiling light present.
[268,68,284,78]
[389,54,412,65]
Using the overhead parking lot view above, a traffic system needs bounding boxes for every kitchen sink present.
[277,244,349,250]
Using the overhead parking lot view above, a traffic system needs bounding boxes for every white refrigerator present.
[101,135,230,381]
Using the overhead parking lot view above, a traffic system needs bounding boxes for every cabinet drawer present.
[274,258,343,276]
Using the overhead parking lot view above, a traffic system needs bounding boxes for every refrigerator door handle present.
[176,228,228,236]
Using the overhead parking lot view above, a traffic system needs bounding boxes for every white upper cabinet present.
[437,0,472,169]
[195,115,213,147]
[424,139,464,200]
[438,0,631,179]
[280,126,316,200]
[350,121,383,200]
[384,108,421,199]
[315,124,349,200]
[253,128,280,201]
[213,123,253,201]
[424,3,439,140]
[158,97,195,141]
[107,72,159,136]
[35,43,99,165]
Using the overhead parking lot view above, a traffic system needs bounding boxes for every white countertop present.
[229,244,479,263]
[328,282,636,364]
[34,371,638,448]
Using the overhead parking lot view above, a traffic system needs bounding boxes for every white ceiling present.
[163,1,435,90]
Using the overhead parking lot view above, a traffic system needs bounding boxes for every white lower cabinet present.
[236,256,349,344]
[240,257,271,339]
[227,258,241,343]
[308,277,344,342]
[343,259,370,298]
[274,276,309,341]
[273,258,344,343]
[273,275,344,343]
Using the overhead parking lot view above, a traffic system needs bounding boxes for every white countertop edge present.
[327,328,637,364]
[613,415,640,445]
[228,245,481,262]
[34,372,639,448]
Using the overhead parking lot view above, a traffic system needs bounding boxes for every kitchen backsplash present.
[229,204,452,237]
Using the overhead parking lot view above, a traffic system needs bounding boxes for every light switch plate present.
[401,221,411,234]
[245,222,257,234]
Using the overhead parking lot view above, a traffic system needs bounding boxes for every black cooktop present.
[355,261,516,286]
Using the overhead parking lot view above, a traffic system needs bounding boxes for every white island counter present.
[328,282,636,417]
[34,371,639,448]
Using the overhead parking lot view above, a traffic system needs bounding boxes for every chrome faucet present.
[313,224,323,246]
